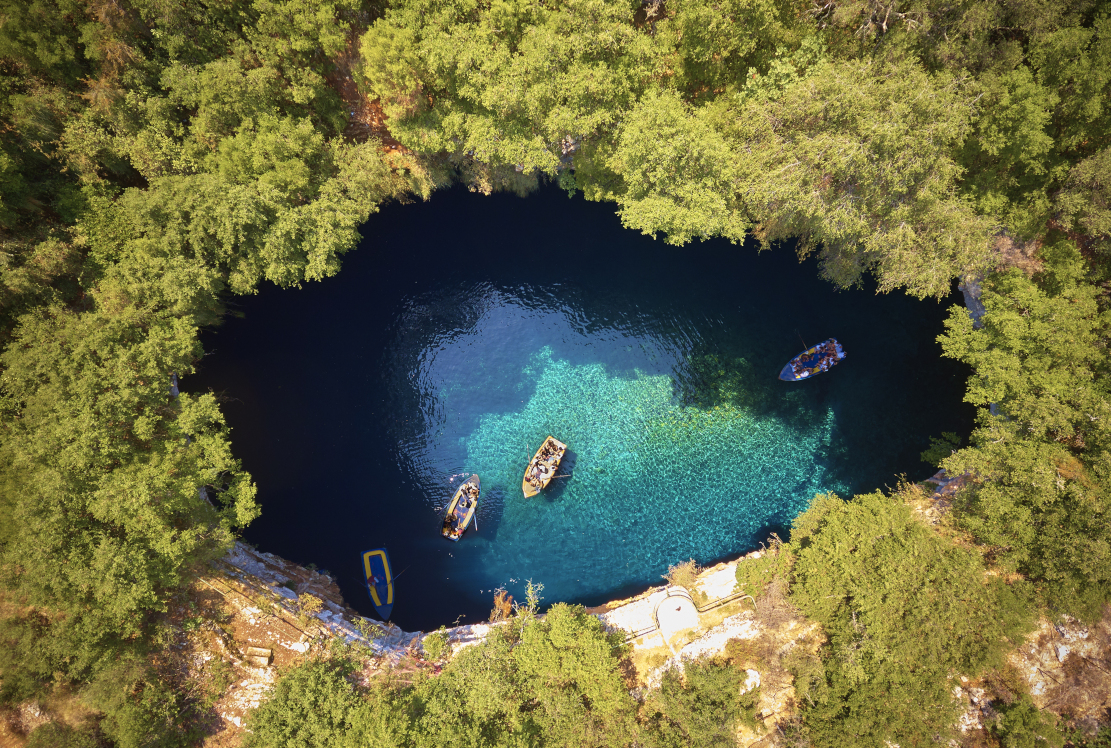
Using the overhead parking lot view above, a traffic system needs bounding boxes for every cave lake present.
[185,184,975,631]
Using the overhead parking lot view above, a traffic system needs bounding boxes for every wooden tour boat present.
[361,547,394,620]
[522,436,567,497]
[442,474,480,541]
[778,338,847,382]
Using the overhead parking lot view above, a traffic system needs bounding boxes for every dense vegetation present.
[785,489,1036,746]
[1,0,1110,743]
[242,602,759,748]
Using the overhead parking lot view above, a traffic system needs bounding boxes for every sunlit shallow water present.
[187,186,973,630]
[467,348,840,600]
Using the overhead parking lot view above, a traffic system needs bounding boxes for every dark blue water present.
[185,185,974,631]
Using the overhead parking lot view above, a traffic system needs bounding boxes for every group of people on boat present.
[526,443,561,490]
[443,479,480,540]
[460,481,478,509]
[790,339,846,378]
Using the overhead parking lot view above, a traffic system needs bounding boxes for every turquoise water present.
[464,347,840,603]
[188,186,973,629]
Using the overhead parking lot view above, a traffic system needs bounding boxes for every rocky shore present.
[192,471,1110,747]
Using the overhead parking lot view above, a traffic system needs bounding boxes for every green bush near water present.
[939,242,1111,621]
[420,627,449,661]
[734,537,792,597]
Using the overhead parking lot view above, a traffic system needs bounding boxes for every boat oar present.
[391,565,412,585]
[795,329,808,350]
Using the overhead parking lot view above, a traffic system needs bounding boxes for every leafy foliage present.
[411,603,637,747]
[361,0,663,177]
[421,628,449,661]
[920,431,962,467]
[653,0,805,96]
[1058,147,1111,255]
[0,299,259,672]
[25,722,101,748]
[244,657,364,748]
[939,241,1111,618]
[734,535,792,597]
[80,656,193,748]
[663,558,701,590]
[2,0,1111,741]
[643,657,760,748]
[248,604,639,747]
[605,90,748,246]
[0,0,410,737]
[789,490,1034,747]
[992,693,1066,748]
[0,610,60,702]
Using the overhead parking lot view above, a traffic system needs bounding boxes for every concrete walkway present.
[654,587,700,654]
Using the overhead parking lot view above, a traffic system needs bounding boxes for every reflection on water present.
[186,186,974,631]
[391,285,845,606]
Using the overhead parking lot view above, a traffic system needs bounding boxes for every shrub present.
[938,243,1111,620]
[422,628,449,661]
[789,491,1035,747]
[665,559,701,590]
[412,603,638,747]
[644,657,760,747]
[992,694,1065,748]
[734,535,792,598]
[26,722,100,748]
[80,657,192,748]
[299,593,324,617]
[243,658,360,748]
[0,611,60,704]
[920,431,962,467]
[489,588,514,622]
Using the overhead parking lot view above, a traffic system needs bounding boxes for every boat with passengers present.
[442,474,480,541]
[779,338,847,381]
[522,436,567,497]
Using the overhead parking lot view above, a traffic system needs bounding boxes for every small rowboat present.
[779,338,847,381]
[361,547,394,620]
[522,436,567,497]
[442,474,480,542]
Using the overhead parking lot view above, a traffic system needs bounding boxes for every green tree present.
[939,241,1111,618]
[728,58,995,297]
[81,656,192,748]
[604,90,748,246]
[653,0,804,96]
[1058,147,1111,255]
[248,605,639,747]
[992,694,1065,748]
[412,603,638,747]
[0,299,258,676]
[360,0,663,178]
[244,658,364,748]
[789,491,1033,747]
[643,657,759,748]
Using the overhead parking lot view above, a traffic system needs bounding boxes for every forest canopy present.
[1,0,1111,744]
